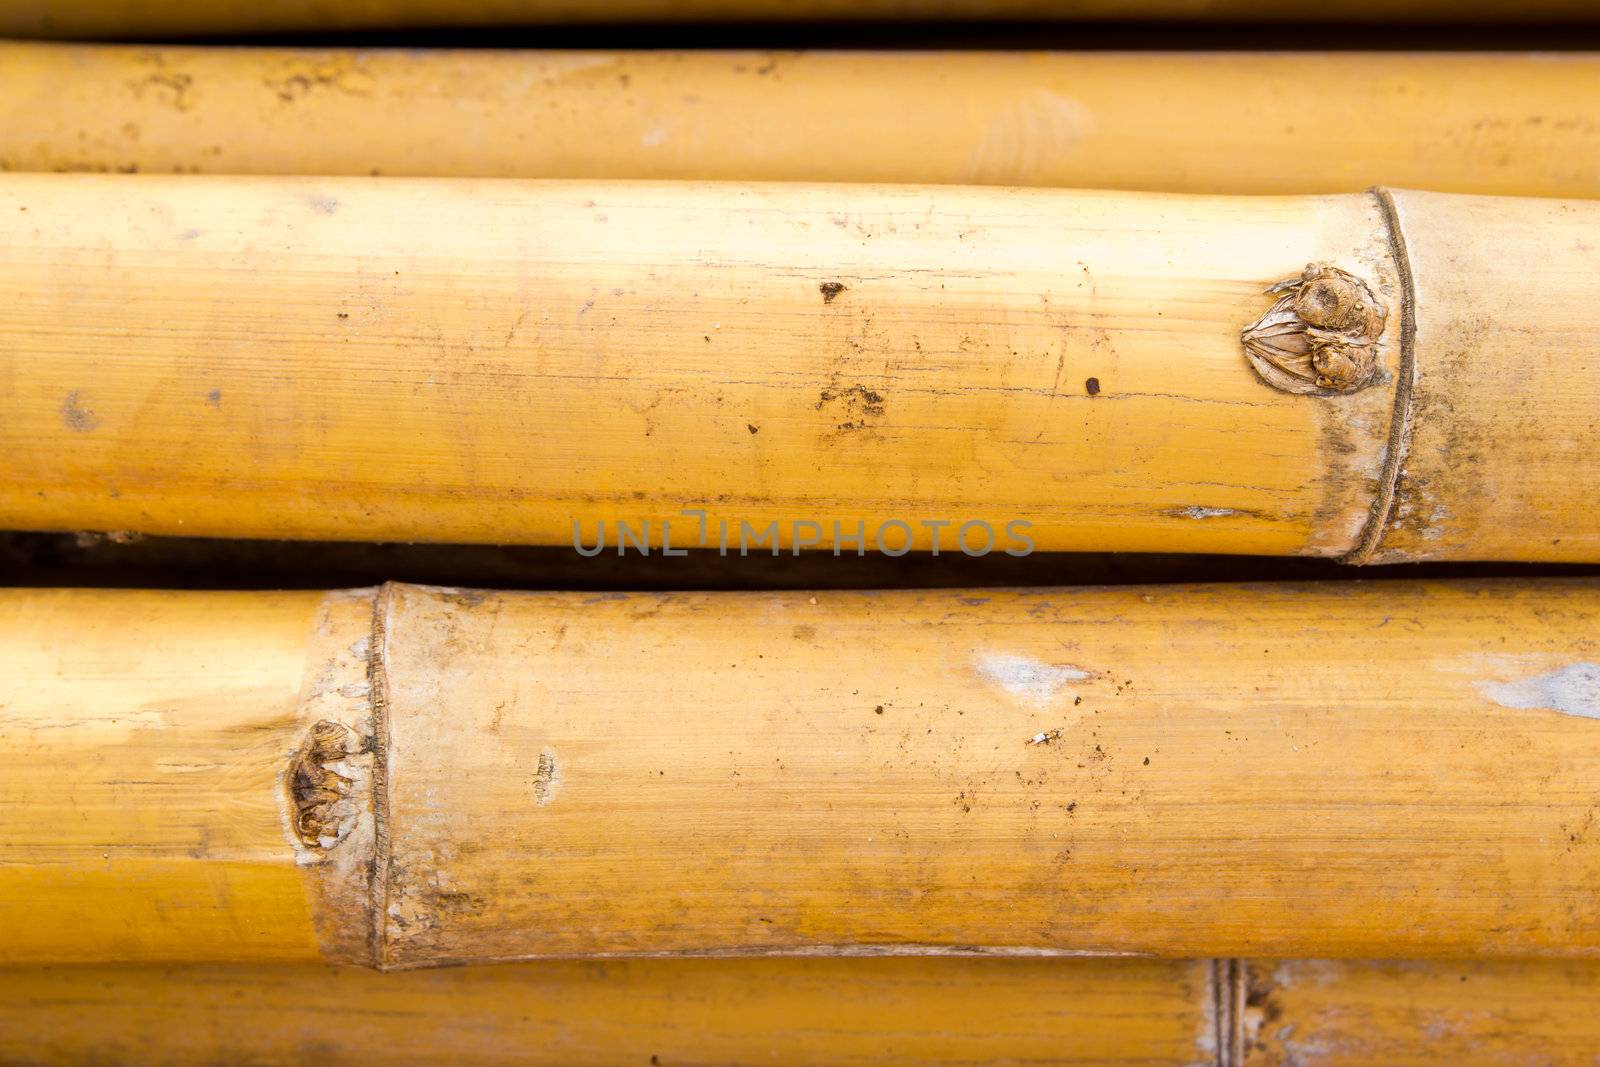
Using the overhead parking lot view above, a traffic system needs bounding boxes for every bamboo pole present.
[5,44,1600,199]
[1,177,1597,561]
[5,580,1600,967]
[0,958,1218,1066]
[0,587,352,964]
[1236,960,1600,1065]
[5,958,1600,1065]
[1,0,1595,37]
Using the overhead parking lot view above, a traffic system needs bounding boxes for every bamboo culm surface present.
[6,957,1600,1066]
[1,178,1597,562]
[4,580,1599,968]
[4,44,1600,198]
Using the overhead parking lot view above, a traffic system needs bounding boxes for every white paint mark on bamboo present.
[641,125,668,147]
[1175,506,1239,519]
[975,652,1089,705]
[1478,663,1600,720]
[533,748,563,806]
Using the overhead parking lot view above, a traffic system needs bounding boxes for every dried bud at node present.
[288,719,361,850]
[1241,263,1387,396]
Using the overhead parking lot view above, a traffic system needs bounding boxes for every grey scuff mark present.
[975,652,1090,705]
[1479,663,1600,720]
[60,390,99,432]
[533,748,563,806]
[205,387,222,408]
[307,194,339,215]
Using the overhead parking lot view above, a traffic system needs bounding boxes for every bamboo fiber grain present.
[0,958,1219,1066]
[5,958,1600,1064]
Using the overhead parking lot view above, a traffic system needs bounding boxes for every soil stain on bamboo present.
[816,384,885,433]
[820,281,848,303]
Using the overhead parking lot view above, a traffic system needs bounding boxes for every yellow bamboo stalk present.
[7,958,1600,1064]
[1237,960,1600,1065]
[1,177,1596,561]
[0,958,1218,1066]
[1,0,1595,37]
[0,587,349,964]
[5,44,1600,198]
[5,580,1600,967]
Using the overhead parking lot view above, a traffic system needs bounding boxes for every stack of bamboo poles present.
[4,11,1600,1067]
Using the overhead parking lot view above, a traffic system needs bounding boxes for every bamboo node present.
[1240,263,1386,395]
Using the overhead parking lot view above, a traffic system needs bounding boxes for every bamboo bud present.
[5,44,1600,199]
[1,177,1596,561]
[4,580,1600,967]
[1,0,1595,37]
[0,958,1219,1066]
